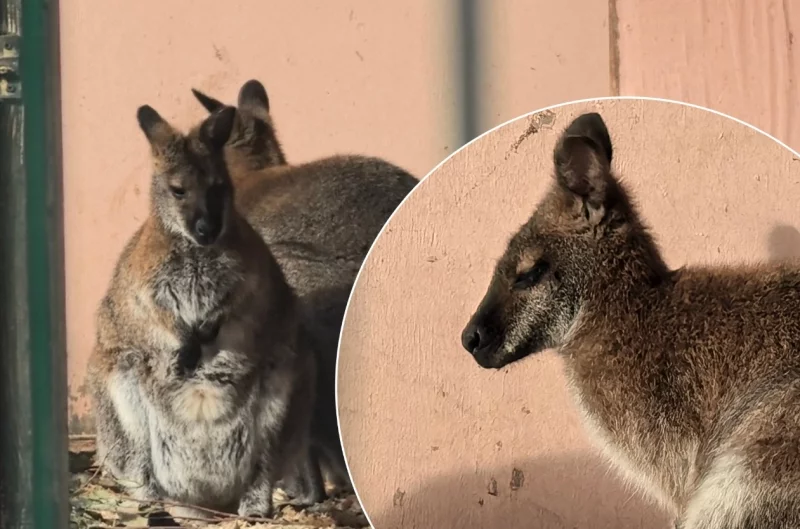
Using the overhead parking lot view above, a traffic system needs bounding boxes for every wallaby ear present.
[553,113,614,224]
[561,112,612,164]
[198,106,238,150]
[191,88,225,114]
[136,105,179,148]
[237,79,269,113]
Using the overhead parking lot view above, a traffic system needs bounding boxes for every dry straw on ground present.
[69,439,368,529]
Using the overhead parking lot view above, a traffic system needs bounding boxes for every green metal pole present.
[0,1,31,526]
[21,0,69,526]
[0,0,68,526]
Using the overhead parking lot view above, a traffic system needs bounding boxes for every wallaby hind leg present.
[281,447,327,506]
[318,442,352,494]
[92,369,159,500]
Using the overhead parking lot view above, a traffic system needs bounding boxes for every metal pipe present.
[456,0,482,147]
[0,0,68,525]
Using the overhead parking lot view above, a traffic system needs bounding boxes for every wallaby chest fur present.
[149,238,242,326]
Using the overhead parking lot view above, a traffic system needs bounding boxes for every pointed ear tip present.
[242,79,265,89]
[567,112,608,132]
[239,79,269,105]
[136,105,160,129]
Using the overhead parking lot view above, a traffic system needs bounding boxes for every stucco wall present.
[615,0,800,150]
[59,0,611,432]
[337,99,800,528]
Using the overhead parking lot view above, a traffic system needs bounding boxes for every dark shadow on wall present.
[365,453,673,529]
[767,224,800,263]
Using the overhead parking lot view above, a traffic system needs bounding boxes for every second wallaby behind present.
[192,80,419,500]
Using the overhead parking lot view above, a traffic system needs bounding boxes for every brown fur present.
[463,112,800,528]
[87,105,317,519]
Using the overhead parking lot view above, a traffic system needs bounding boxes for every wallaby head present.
[191,79,287,170]
[137,104,239,246]
[461,112,669,369]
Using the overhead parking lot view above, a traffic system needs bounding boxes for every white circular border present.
[334,96,800,528]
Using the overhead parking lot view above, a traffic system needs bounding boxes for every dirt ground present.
[69,439,369,529]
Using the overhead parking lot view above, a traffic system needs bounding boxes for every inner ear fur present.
[553,113,617,223]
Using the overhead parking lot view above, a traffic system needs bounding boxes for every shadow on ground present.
[365,453,673,529]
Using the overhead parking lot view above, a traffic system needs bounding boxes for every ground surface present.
[69,439,369,529]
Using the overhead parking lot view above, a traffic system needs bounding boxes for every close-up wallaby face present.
[462,112,651,369]
[137,104,238,246]
[191,79,287,170]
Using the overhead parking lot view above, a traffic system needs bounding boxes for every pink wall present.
[59,0,612,433]
[615,0,800,148]
[337,99,800,528]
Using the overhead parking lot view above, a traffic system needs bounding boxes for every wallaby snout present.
[190,192,226,246]
[461,292,505,368]
[192,215,218,245]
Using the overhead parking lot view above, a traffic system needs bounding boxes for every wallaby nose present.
[195,218,211,237]
[461,321,492,354]
[193,217,219,244]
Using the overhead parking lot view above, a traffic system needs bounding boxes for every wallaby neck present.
[562,228,674,358]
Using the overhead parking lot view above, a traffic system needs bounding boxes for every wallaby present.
[190,80,419,500]
[87,104,318,519]
[461,112,800,529]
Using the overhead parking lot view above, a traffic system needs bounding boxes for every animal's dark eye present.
[169,185,186,198]
[513,261,550,290]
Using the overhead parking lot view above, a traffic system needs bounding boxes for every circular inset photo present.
[337,98,800,529]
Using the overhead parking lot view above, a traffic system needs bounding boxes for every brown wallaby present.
[462,112,800,528]
[87,104,318,519]
[190,80,419,501]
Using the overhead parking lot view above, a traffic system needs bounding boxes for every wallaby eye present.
[513,261,550,290]
[169,185,186,199]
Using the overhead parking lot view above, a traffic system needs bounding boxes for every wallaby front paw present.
[174,341,202,377]
[237,492,273,519]
[128,480,161,502]
[287,491,326,508]
[196,319,221,344]
[280,475,326,507]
